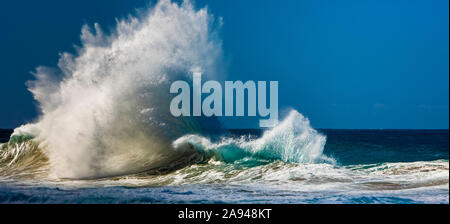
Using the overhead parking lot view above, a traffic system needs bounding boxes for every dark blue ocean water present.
[321,129,449,165]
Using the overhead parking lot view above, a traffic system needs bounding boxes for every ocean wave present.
[2,130,447,194]
[173,110,334,164]
[9,0,224,179]
[0,109,333,180]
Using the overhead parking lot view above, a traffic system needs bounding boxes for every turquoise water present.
[0,129,448,204]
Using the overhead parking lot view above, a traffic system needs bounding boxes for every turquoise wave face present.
[172,110,334,165]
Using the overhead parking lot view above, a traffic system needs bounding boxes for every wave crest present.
[173,110,334,164]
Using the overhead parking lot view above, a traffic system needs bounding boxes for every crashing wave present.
[2,0,332,180]
[173,110,334,164]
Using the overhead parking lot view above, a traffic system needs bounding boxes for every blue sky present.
[0,0,448,129]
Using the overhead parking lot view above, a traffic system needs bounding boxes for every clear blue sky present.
[0,0,448,129]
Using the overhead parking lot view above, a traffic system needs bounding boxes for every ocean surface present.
[0,128,448,204]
